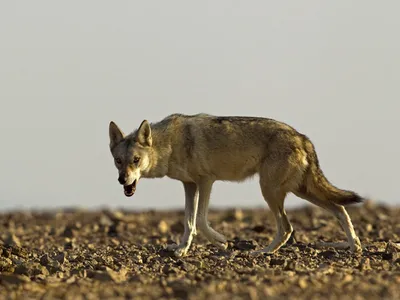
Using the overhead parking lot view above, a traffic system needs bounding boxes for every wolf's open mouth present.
[124,180,137,197]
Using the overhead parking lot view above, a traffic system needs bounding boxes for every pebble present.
[0,273,31,284]
[4,233,21,247]
[55,252,67,265]
[158,220,169,234]
[234,240,256,251]
[40,254,50,266]
[0,204,399,299]
[90,267,127,283]
[359,257,372,271]
[62,226,77,238]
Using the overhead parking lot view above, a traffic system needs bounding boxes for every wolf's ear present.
[137,120,152,147]
[109,121,124,149]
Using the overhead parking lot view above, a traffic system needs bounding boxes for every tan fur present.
[109,113,363,257]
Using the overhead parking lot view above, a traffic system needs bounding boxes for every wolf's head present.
[108,120,152,197]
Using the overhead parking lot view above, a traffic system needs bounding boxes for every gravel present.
[0,200,399,299]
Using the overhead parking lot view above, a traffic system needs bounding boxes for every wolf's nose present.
[118,175,126,185]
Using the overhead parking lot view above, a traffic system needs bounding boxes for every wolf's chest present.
[166,165,194,182]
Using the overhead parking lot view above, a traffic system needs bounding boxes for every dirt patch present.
[0,201,399,299]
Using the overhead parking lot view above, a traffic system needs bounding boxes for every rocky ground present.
[0,200,399,300]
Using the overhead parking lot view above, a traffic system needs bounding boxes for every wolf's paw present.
[203,231,227,249]
[166,243,179,252]
[351,238,363,254]
[210,240,228,250]
[166,243,189,257]
[173,246,189,258]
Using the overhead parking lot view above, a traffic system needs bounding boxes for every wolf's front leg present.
[196,178,228,250]
[166,182,198,257]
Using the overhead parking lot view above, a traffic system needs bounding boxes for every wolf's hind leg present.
[196,178,227,250]
[294,191,362,253]
[250,155,304,256]
[251,187,293,255]
[166,182,199,257]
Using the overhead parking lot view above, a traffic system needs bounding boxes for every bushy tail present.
[300,136,364,206]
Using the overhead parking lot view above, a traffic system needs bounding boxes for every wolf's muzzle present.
[124,180,137,197]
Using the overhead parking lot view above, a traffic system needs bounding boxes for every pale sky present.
[0,1,399,211]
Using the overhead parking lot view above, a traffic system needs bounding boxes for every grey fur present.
[109,113,363,257]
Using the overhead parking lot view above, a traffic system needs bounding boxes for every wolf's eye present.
[133,157,140,164]
[115,158,122,165]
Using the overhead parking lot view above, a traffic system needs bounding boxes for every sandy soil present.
[0,200,399,300]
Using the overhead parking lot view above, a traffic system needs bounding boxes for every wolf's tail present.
[298,135,363,206]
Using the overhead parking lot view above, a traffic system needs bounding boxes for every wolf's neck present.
[141,123,173,179]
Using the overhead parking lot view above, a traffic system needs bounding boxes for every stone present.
[158,220,169,234]
[4,233,21,247]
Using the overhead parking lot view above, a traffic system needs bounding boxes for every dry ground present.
[0,200,399,299]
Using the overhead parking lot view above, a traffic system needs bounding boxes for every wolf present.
[108,113,363,257]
